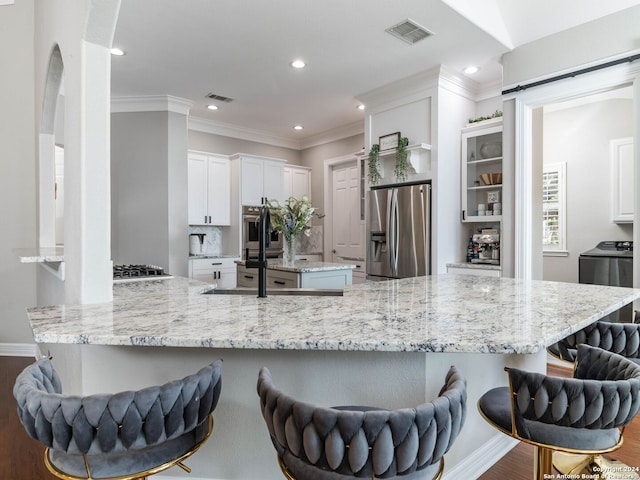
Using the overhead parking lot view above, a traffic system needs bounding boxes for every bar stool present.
[13,357,222,480]
[547,320,640,478]
[548,320,640,365]
[478,345,640,480]
[257,365,467,479]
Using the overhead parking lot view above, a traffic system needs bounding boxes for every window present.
[542,162,567,255]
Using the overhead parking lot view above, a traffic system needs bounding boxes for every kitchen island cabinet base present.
[39,343,545,480]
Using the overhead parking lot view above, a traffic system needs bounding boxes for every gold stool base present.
[554,452,640,480]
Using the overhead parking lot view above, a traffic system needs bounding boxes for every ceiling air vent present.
[206,93,234,103]
[385,19,433,45]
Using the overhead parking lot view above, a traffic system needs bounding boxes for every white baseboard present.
[0,343,37,357]
[442,434,518,480]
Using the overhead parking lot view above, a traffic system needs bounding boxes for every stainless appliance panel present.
[242,205,282,257]
[367,188,391,278]
[578,241,633,322]
[366,183,430,281]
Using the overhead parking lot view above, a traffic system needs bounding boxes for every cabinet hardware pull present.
[244,275,254,279]
[208,216,211,223]
[211,262,222,266]
[274,280,285,285]
[204,215,207,223]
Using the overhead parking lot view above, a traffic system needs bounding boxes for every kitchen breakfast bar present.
[26,275,640,480]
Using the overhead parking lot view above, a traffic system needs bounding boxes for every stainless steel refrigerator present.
[366,182,431,280]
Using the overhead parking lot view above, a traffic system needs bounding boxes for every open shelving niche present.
[367,143,432,180]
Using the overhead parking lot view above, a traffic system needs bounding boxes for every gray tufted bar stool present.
[546,320,640,478]
[257,365,467,480]
[478,344,640,480]
[13,357,222,480]
[547,320,640,365]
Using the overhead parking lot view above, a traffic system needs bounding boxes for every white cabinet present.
[188,152,230,225]
[447,264,500,277]
[461,119,503,223]
[611,137,634,223]
[190,257,239,289]
[236,264,352,289]
[231,154,285,205]
[283,165,311,200]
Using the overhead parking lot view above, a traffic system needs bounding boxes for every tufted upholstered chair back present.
[257,366,466,479]
[13,357,222,479]
[508,344,640,439]
[549,321,640,363]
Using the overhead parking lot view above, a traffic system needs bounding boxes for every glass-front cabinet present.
[461,118,503,222]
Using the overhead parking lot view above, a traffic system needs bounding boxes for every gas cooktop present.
[113,264,173,283]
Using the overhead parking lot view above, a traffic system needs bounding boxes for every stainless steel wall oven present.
[242,205,282,258]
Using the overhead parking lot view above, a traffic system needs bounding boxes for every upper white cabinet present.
[188,151,230,225]
[283,165,311,200]
[461,118,503,222]
[231,154,285,205]
[611,137,634,223]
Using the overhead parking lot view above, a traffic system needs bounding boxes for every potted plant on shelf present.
[394,136,409,181]
[368,144,381,185]
[267,196,315,266]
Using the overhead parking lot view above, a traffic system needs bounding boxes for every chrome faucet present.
[245,205,271,297]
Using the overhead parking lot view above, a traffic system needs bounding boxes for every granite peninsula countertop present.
[235,259,355,273]
[26,275,640,354]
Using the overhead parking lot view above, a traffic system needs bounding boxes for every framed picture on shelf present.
[487,190,500,204]
[379,132,401,151]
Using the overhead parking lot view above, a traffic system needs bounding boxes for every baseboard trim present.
[0,343,37,357]
[442,434,518,480]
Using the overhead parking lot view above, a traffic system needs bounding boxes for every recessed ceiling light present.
[110,47,125,56]
[357,104,365,111]
[293,125,304,130]
[290,60,306,69]
[464,65,479,75]
[207,105,219,111]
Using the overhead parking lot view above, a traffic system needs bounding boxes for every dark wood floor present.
[2,357,639,479]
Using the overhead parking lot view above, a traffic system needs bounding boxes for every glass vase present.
[282,235,296,266]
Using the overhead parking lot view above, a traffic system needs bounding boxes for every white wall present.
[33,0,117,307]
[542,98,634,283]
[299,133,364,214]
[111,110,189,276]
[502,6,640,89]
[188,130,300,163]
[0,0,37,345]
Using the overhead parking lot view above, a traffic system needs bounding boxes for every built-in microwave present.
[242,205,282,258]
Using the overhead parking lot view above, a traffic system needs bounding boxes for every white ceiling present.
[111,0,640,149]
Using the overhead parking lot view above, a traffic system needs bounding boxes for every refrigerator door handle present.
[386,190,394,275]
[391,188,399,277]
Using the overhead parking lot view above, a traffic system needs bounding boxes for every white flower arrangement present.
[267,196,315,240]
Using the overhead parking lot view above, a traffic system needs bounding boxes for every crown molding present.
[188,116,302,150]
[299,120,364,150]
[111,95,193,115]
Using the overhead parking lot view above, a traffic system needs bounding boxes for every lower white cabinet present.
[236,264,352,289]
[446,264,500,277]
[334,256,365,284]
[294,253,322,262]
[189,257,239,288]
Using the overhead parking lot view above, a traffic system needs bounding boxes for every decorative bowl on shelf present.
[479,142,502,158]
[480,173,502,185]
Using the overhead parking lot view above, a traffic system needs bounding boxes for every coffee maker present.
[471,231,500,265]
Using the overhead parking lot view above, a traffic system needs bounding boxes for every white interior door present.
[331,163,363,261]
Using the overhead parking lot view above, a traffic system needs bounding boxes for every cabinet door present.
[291,168,310,199]
[611,138,634,223]
[241,157,265,205]
[188,154,208,225]
[263,160,284,204]
[207,158,230,225]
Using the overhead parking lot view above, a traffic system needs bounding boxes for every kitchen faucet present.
[245,204,270,297]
